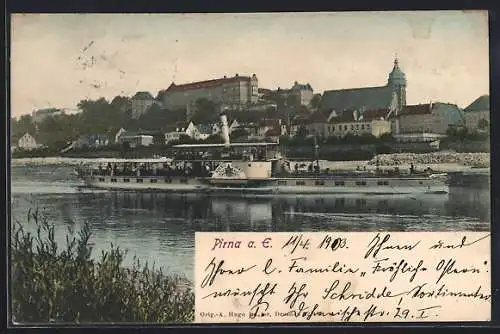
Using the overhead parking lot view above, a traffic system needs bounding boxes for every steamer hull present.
[271,177,448,195]
[80,175,205,192]
[79,174,449,195]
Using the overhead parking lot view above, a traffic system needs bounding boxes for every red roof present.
[400,104,432,116]
[166,75,251,92]
[309,110,330,123]
[361,108,389,121]
[328,111,355,123]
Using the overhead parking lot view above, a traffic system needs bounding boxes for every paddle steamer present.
[75,114,449,195]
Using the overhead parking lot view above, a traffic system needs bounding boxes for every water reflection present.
[34,189,488,233]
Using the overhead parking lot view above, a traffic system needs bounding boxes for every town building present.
[164,121,198,143]
[463,95,489,133]
[306,108,392,138]
[114,128,127,144]
[16,132,42,151]
[290,82,314,106]
[195,124,217,141]
[393,102,464,135]
[72,134,110,149]
[257,88,272,99]
[117,132,154,148]
[257,119,287,137]
[289,115,312,137]
[161,74,259,111]
[320,57,407,116]
[272,82,314,107]
[31,108,65,124]
[131,91,160,119]
[228,119,240,133]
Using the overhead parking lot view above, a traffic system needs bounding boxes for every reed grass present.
[11,208,195,323]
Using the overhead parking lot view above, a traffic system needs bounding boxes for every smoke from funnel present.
[220,113,230,146]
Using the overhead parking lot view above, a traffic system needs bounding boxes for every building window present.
[296,181,306,186]
[344,125,347,131]
[361,124,365,130]
[123,178,130,183]
[111,178,117,182]
[367,124,371,129]
[315,180,325,186]
[136,179,143,183]
[356,181,367,186]
[180,179,188,184]
[356,124,359,130]
[335,181,345,186]
[150,179,158,183]
[351,125,354,130]
[99,178,105,182]
[165,178,172,183]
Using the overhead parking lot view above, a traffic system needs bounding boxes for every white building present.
[119,135,154,148]
[307,109,392,138]
[17,133,42,150]
[164,121,198,143]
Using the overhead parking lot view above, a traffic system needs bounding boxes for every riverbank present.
[11,211,195,323]
[12,152,490,173]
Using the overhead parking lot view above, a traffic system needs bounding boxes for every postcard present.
[9,11,490,325]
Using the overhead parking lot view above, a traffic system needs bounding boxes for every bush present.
[11,209,195,324]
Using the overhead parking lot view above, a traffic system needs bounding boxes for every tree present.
[230,128,250,140]
[110,96,132,112]
[262,92,286,111]
[295,125,308,138]
[310,94,322,109]
[379,133,396,143]
[137,104,168,131]
[11,114,36,140]
[286,94,300,108]
[191,98,218,123]
[205,134,223,144]
[478,118,489,131]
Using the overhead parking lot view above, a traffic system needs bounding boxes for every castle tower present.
[387,57,407,112]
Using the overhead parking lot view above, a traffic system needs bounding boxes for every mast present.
[314,135,320,172]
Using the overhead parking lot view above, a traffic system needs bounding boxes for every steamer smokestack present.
[220,113,230,147]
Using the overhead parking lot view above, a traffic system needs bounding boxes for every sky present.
[10,11,489,118]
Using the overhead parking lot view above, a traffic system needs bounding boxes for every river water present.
[10,163,490,282]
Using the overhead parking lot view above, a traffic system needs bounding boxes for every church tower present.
[387,57,407,112]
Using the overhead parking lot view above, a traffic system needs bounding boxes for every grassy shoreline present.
[11,209,195,324]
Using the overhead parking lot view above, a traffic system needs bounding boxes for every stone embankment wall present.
[369,152,490,168]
